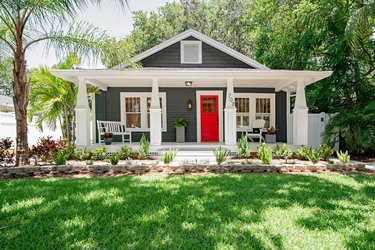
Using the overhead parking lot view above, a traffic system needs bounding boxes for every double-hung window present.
[121,92,167,131]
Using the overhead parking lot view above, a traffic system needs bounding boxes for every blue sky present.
[26,0,171,68]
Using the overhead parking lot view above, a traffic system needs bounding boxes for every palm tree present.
[29,54,99,145]
[0,0,128,166]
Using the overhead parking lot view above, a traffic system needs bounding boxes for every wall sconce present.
[187,99,193,110]
[185,80,193,87]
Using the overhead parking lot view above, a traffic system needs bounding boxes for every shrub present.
[296,145,309,160]
[275,144,292,163]
[0,138,15,166]
[92,146,108,160]
[29,136,66,163]
[61,144,75,160]
[161,148,178,164]
[257,143,273,164]
[337,150,350,163]
[53,152,67,165]
[139,134,149,160]
[237,133,251,158]
[306,148,321,164]
[117,146,132,160]
[76,148,91,161]
[109,154,120,165]
[319,144,333,161]
[213,146,230,165]
[172,116,189,128]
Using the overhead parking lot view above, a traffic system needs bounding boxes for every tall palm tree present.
[29,54,99,145]
[0,0,128,166]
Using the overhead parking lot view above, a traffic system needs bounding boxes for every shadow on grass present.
[0,174,374,249]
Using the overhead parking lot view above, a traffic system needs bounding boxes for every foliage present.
[117,146,132,160]
[296,146,309,161]
[104,132,113,139]
[213,146,230,165]
[29,137,67,163]
[161,148,178,164]
[274,144,293,163]
[76,148,91,161]
[319,144,334,161]
[267,127,277,134]
[92,147,108,161]
[337,150,350,163]
[0,138,15,166]
[139,134,150,160]
[53,152,67,166]
[257,143,273,164]
[237,133,251,159]
[306,148,321,164]
[109,154,120,165]
[0,56,13,96]
[172,117,189,128]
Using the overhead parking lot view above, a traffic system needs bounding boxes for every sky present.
[26,0,171,69]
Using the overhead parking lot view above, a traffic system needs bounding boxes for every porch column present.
[293,80,308,145]
[224,78,237,145]
[150,78,162,146]
[76,77,90,146]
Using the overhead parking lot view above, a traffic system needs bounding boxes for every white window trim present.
[120,92,167,132]
[180,40,202,64]
[234,93,275,131]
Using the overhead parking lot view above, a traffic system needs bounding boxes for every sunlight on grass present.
[1,197,44,213]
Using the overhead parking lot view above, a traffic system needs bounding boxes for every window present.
[234,94,275,129]
[121,92,167,131]
[181,41,202,64]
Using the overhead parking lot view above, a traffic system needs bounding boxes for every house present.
[51,29,332,151]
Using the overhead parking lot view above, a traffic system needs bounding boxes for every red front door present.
[201,95,219,142]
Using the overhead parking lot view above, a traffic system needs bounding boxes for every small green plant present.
[275,144,293,163]
[337,150,350,163]
[92,146,108,160]
[257,143,273,164]
[109,153,120,165]
[86,160,94,165]
[237,133,251,158]
[319,144,333,161]
[306,148,321,164]
[328,159,334,164]
[117,146,132,160]
[76,148,91,161]
[296,145,309,160]
[172,116,189,128]
[213,146,230,165]
[161,148,178,164]
[53,152,66,165]
[61,144,75,160]
[139,134,150,160]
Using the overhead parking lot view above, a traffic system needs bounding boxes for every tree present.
[0,56,12,95]
[29,54,99,145]
[0,0,128,166]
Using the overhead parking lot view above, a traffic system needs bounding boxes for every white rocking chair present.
[246,119,266,143]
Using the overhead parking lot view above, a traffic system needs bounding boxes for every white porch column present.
[224,78,237,145]
[150,78,162,146]
[293,80,308,145]
[75,77,90,146]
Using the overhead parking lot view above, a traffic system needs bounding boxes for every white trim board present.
[196,91,224,143]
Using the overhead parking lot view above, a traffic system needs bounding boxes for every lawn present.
[0,174,374,249]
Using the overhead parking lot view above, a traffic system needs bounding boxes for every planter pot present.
[176,126,185,143]
[265,134,276,143]
[104,138,113,145]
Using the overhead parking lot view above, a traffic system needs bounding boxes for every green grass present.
[0,174,374,249]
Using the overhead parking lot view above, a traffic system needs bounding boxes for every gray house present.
[51,29,332,151]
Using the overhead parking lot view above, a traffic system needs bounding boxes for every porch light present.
[187,99,193,110]
[185,80,193,87]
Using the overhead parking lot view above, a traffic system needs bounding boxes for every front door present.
[200,95,219,142]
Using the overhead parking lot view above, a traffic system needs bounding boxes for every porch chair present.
[246,119,266,143]
[97,120,132,144]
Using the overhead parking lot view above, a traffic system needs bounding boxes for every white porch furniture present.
[97,120,132,144]
[246,119,266,143]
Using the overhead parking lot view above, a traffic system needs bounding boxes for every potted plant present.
[265,127,277,143]
[172,116,189,143]
[103,132,113,145]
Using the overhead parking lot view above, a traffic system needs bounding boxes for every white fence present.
[0,112,62,146]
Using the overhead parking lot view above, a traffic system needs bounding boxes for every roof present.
[118,29,270,70]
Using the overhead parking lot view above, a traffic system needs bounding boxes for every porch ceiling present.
[50,68,332,92]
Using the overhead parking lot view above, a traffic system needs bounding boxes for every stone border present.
[0,163,372,179]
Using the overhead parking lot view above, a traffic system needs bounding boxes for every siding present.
[140,36,253,68]
[95,87,287,143]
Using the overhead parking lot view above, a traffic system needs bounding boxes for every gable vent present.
[181,41,202,64]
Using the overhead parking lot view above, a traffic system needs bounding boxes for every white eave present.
[118,29,270,70]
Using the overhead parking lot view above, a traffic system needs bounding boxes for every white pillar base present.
[225,108,237,145]
[150,108,162,146]
[293,107,308,145]
[75,107,90,146]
